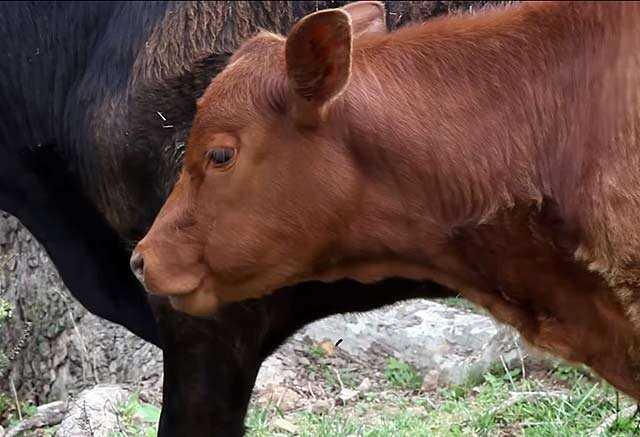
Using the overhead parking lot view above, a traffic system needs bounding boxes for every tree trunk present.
[0,212,163,405]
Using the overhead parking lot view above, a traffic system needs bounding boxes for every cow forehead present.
[205,34,284,94]
[229,31,285,63]
[196,34,287,118]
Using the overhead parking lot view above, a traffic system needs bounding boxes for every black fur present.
[0,1,171,344]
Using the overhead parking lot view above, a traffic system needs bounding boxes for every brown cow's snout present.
[130,251,145,285]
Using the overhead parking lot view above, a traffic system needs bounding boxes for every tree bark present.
[0,212,163,405]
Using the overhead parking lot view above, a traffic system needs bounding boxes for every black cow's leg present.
[154,278,454,436]
[153,298,265,437]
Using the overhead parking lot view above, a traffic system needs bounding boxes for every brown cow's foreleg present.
[152,278,454,436]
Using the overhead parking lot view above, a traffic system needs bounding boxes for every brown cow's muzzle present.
[130,250,145,285]
[129,246,221,316]
[129,246,199,295]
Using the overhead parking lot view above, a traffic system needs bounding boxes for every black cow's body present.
[0,2,494,435]
[0,1,166,344]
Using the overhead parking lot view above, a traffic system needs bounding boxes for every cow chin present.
[143,268,202,296]
[168,288,220,317]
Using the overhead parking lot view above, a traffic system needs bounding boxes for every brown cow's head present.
[133,1,388,316]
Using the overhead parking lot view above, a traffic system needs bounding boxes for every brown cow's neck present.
[321,2,629,283]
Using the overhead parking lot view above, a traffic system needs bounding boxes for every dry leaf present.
[273,417,298,434]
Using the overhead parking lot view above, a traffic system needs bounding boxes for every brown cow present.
[134,1,640,399]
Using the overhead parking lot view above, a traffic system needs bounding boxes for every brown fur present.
[135,2,640,399]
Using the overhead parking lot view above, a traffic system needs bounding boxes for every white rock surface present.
[55,384,131,437]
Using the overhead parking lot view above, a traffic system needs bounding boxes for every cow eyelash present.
[206,147,237,168]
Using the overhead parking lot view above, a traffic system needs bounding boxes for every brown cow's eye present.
[207,147,236,168]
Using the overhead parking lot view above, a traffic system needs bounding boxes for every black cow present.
[0,2,496,435]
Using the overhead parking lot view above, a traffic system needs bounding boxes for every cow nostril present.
[130,251,145,283]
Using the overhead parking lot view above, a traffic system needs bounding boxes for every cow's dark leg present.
[153,300,262,437]
[154,278,454,436]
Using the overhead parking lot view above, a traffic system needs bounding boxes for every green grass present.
[302,354,359,392]
[0,298,12,322]
[308,344,327,359]
[0,392,10,419]
[109,393,161,437]
[22,362,640,436]
[14,361,639,437]
[244,364,640,436]
[384,357,423,391]
[436,296,479,313]
[0,298,13,375]
[21,361,640,436]
[0,394,38,429]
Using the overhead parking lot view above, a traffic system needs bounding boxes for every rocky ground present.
[251,298,535,409]
[2,297,639,436]
[0,294,565,436]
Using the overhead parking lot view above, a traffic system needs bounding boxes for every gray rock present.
[55,384,131,437]
[256,300,532,389]
[5,401,66,437]
[254,353,298,391]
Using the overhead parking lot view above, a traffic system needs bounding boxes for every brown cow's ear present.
[342,1,387,37]
[285,9,352,127]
